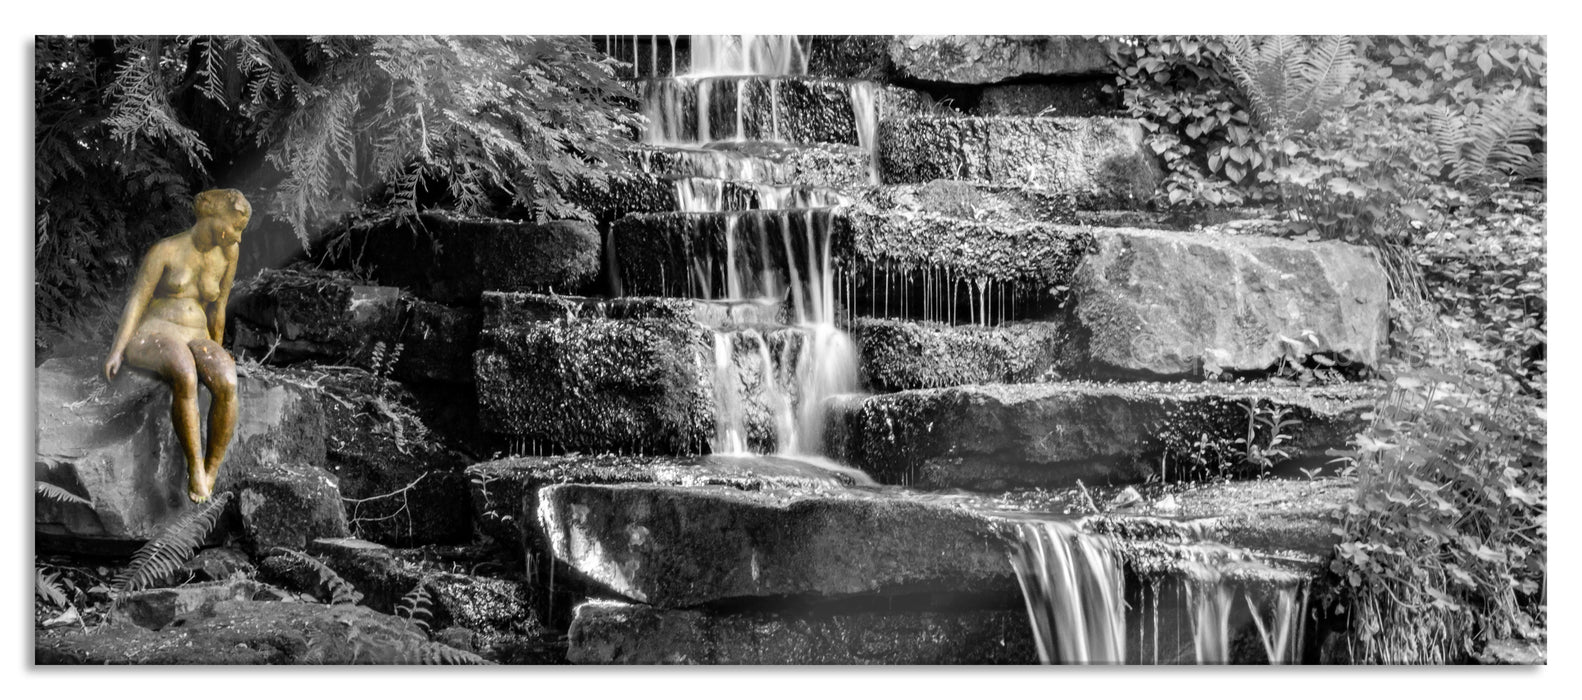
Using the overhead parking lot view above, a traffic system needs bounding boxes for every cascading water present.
[1008,520,1128,664]
[623,35,862,460]
[1009,518,1316,665]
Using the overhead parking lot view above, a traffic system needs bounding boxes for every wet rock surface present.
[637,76,924,146]
[827,381,1380,489]
[879,117,1158,203]
[1066,227,1390,378]
[538,482,1015,607]
[889,36,1112,84]
[36,358,327,548]
[629,142,873,191]
[977,81,1114,117]
[568,599,1035,664]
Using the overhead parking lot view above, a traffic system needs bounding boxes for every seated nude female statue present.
[104,189,248,503]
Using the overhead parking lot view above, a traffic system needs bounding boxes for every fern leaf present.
[114,491,233,593]
[268,547,364,605]
[395,578,435,635]
[36,480,91,506]
[36,567,70,608]
[415,642,492,665]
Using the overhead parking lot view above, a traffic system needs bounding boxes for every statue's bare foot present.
[188,479,211,504]
[204,466,221,494]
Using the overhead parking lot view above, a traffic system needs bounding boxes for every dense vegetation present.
[35,35,637,354]
[1105,35,1546,662]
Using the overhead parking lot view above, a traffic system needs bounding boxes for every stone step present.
[567,171,849,223]
[878,116,1158,204]
[888,35,1112,84]
[466,454,873,554]
[637,76,924,147]
[825,381,1381,490]
[628,142,872,190]
[530,468,1346,608]
[482,291,787,331]
[598,35,894,81]
[334,211,602,305]
[609,208,1091,319]
[852,317,1070,391]
[229,267,479,385]
[568,600,1035,664]
[536,482,1014,607]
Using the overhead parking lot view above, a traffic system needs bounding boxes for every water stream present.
[608,35,1316,665]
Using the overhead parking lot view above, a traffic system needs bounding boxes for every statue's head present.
[194,189,250,246]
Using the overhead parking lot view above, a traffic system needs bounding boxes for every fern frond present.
[267,547,364,605]
[413,642,492,665]
[36,480,91,506]
[36,566,70,608]
[114,491,233,593]
[395,578,436,635]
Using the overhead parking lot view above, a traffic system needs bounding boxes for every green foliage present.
[1151,398,1300,483]
[114,492,234,593]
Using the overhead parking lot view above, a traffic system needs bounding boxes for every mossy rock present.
[878,116,1159,205]
[853,317,1073,391]
[474,311,713,456]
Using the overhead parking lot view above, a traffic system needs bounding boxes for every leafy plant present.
[36,567,70,609]
[1223,35,1357,135]
[114,491,234,593]
[267,547,364,606]
[36,480,92,507]
[1426,88,1545,189]
[395,577,437,636]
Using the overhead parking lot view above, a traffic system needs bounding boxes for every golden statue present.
[104,189,248,503]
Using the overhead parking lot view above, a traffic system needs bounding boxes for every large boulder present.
[36,358,326,549]
[825,381,1380,489]
[1064,228,1390,378]
[889,36,1112,84]
[537,482,1014,607]
[231,462,349,552]
[878,116,1159,204]
[340,211,601,305]
[568,600,1035,664]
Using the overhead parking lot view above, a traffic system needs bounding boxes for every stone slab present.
[889,35,1112,84]
[825,381,1380,489]
[568,600,1035,664]
[538,482,1015,607]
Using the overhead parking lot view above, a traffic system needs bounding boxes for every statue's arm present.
[208,244,239,343]
[105,245,165,380]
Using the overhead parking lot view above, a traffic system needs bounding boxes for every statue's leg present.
[126,329,208,502]
[189,339,238,494]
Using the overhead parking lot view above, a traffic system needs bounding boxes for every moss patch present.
[853,317,1072,391]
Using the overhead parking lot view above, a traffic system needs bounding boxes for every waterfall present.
[1009,520,1313,665]
[1007,520,1128,664]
